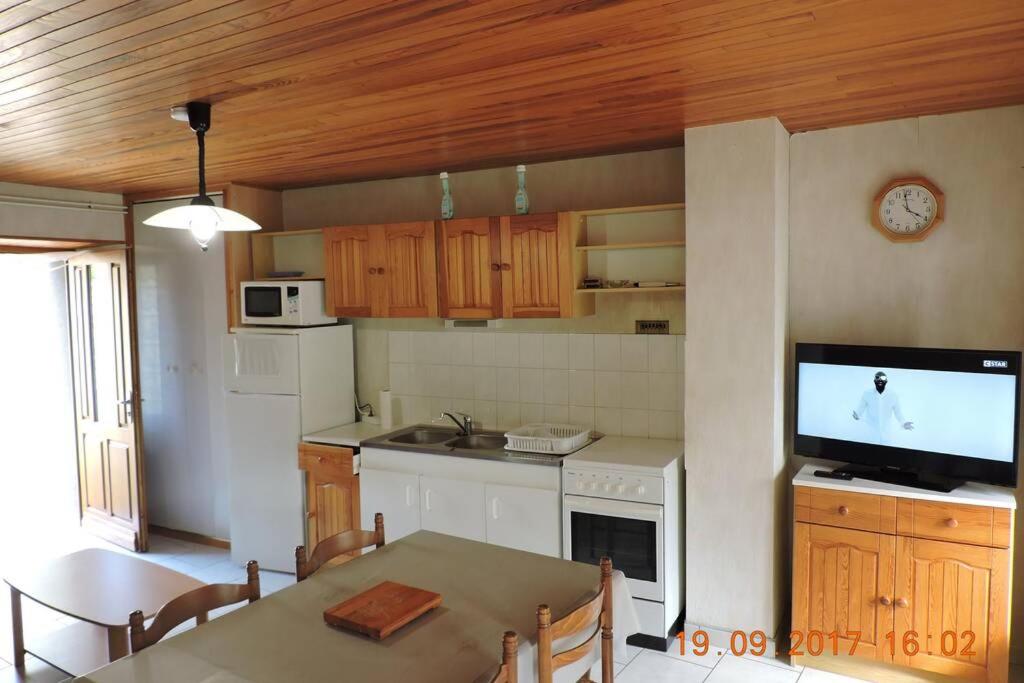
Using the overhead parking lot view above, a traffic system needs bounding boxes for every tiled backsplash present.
[387,331,684,438]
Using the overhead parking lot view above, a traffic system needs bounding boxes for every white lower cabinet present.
[485,484,560,557]
[359,468,420,542]
[420,476,486,541]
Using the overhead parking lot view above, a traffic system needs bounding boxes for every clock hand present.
[902,193,924,220]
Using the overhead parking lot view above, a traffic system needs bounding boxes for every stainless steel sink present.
[448,434,507,450]
[388,428,454,445]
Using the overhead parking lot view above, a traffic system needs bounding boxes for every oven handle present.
[563,495,663,522]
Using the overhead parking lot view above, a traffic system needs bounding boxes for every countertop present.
[302,421,405,448]
[793,464,1017,509]
[565,436,683,473]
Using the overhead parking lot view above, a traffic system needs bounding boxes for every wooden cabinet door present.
[484,484,560,557]
[324,226,375,317]
[793,523,895,663]
[359,468,421,543]
[298,443,359,556]
[377,221,438,317]
[437,217,502,318]
[499,213,571,318]
[420,476,486,542]
[893,536,1009,682]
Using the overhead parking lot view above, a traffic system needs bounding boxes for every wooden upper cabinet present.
[324,226,375,317]
[324,222,438,318]
[499,213,571,318]
[436,217,502,319]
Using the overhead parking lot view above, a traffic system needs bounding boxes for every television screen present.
[794,344,1021,487]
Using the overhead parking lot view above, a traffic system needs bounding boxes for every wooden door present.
[324,226,375,317]
[436,217,502,319]
[376,221,438,317]
[68,249,148,551]
[499,213,571,318]
[893,536,1009,682]
[298,443,359,555]
[420,476,486,542]
[792,523,895,663]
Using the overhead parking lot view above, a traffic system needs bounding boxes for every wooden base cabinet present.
[298,443,360,556]
[792,473,1013,683]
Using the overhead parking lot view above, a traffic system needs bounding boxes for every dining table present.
[75,531,641,682]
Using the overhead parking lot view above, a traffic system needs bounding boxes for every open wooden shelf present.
[575,286,685,295]
[572,202,684,217]
[576,240,685,252]
[257,276,324,281]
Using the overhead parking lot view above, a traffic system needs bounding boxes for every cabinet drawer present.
[898,499,1010,548]
[298,443,355,480]
[796,487,896,533]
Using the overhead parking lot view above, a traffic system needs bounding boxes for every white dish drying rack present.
[504,423,591,455]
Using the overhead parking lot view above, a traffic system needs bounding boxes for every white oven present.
[562,493,665,602]
[241,280,336,327]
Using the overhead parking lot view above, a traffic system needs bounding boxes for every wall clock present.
[872,176,945,242]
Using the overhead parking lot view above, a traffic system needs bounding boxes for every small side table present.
[4,548,204,676]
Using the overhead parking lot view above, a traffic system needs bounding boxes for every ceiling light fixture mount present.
[143,101,260,251]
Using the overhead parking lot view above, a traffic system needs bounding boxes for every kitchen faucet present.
[436,411,473,436]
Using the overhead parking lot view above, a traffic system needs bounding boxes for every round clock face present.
[879,183,938,236]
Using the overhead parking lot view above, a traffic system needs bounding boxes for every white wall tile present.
[621,372,650,409]
[569,405,595,429]
[451,398,474,414]
[497,402,521,429]
[473,366,496,400]
[544,404,569,423]
[649,336,677,372]
[621,409,650,437]
[595,408,622,436]
[595,371,622,408]
[410,331,435,364]
[676,336,686,370]
[594,335,621,370]
[543,369,569,404]
[519,368,544,403]
[473,400,497,429]
[397,396,431,424]
[569,370,595,407]
[494,334,520,367]
[521,403,544,424]
[389,363,410,394]
[495,367,519,402]
[620,335,649,372]
[472,333,495,366]
[429,397,452,418]
[676,372,685,414]
[649,372,677,410]
[408,364,430,396]
[449,332,474,365]
[388,331,410,363]
[519,334,543,368]
[450,370,475,400]
[649,411,678,439]
[427,365,451,397]
[569,334,594,370]
[542,333,569,369]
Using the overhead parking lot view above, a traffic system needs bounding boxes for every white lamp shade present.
[142,204,261,232]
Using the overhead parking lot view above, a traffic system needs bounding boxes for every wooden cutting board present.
[323,581,442,640]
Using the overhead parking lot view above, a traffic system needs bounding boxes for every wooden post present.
[537,604,552,682]
[503,631,518,683]
[295,545,308,582]
[128,609,146,654]
[9,586,24,668]
[600,557,613,683]
[246,560,261,602]
[374,512,386,548]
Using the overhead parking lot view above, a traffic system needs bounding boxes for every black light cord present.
[196,129,207,198]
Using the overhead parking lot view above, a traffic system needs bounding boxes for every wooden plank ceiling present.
[0,0,1021,196]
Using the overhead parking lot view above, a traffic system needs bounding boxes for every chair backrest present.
[295,512,385,582]
[537,556,613,683]
[489,631,518,683]
[129,560,260,653]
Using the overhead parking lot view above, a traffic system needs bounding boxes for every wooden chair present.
[537,556,613,683]
[489,631,518,683]
[294,512,385,582]
[128,560,260,653]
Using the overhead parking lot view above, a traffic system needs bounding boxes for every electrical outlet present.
[636,320,669,335]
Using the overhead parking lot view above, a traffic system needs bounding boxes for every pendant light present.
[143,102,260,251]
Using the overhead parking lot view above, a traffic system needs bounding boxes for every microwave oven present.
[240,280,337,326]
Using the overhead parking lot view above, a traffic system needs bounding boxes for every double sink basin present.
[365,424,563,466]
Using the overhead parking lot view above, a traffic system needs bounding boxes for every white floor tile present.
[706,655,800,683]
[797,667,870,682]
[742,650,804,672]
[614,643,643,665]
[662,635,725,668]
[618,650,710,683]
[258,570,296,595]
[0,655,67,683]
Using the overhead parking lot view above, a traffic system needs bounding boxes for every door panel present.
[500,213,569,318]
[380,221,438,317]
[360,469,420,543]
[324,226,374,317]
[792,523,894,663]
[894,536,1007,681]
[437,217,502,318]
[68,249,147,551]
[485,484,559,557]
[420,476,485,541]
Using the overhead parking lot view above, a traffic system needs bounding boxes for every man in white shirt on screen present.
[852,371,915,445]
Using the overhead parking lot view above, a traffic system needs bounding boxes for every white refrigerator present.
[223,325,354,571]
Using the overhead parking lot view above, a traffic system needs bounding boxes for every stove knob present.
[615,484,626,494]
[586,482,598,492]
[575,479,585,491]
[602,483,612,493]
[634,485,647,497]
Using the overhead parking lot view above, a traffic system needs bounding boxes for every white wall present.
[788,105,1024,659]
[684,118,790,638]
[0,181,124,241]
[133,198,231,539]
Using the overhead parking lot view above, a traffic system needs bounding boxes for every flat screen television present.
[794,343,1021,491]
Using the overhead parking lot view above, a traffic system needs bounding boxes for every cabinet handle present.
[317,456,324,464]
[501,263,511,271]
[490,263,500,272]
[377,266,385,274]
[306,511,315,520]
[405,485,413,507]
[879,596,892,606]
[895,598,909,608]
[837,505,849,516]
[945,518,959,528]
[492,498,500,520]
[368,267,377,275]
[425,489,432,512]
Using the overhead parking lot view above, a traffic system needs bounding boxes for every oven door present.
[562,494,664,601]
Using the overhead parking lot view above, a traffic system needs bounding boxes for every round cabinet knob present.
[490,263,501,272]
[501,263,511,271]
[377,267,385,274]
[368,267,376,274]
[895,598,909,608]
[945,518,959,528]
[837,505,849,516]
[879,596,892,606]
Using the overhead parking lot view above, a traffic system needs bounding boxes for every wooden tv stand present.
[791,464,1015,682]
